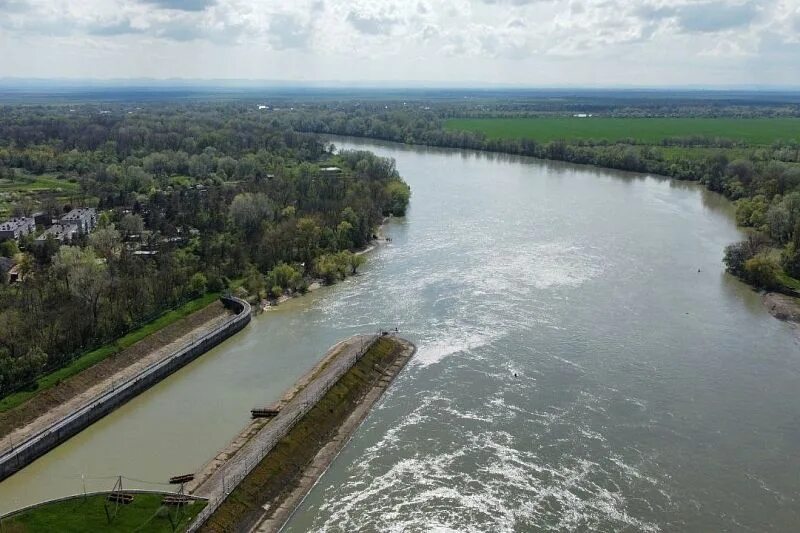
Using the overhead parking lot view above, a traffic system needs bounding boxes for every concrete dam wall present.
[0,296,252,482]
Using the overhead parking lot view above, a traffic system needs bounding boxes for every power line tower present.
[104,475,132,524]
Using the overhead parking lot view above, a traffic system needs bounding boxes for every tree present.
[295,217,322,268]
[189,272,207,296]
[229,193,273,233]
[337,220,354,249]
[52,246,109,331]
[119,213,144,237]
[348,252,366,274]
[743,254,781,290]
[89,225,122,260]
[0,240,20,258]
[724,235,766,277]
[385,180,411,216]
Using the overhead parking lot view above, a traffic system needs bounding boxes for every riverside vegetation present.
[0,104,410,398]
[277,93,800,295]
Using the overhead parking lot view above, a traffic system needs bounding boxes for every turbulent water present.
[2,138,799,531]
[283,139,800,532]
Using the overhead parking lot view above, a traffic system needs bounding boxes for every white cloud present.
[0,0,798,85]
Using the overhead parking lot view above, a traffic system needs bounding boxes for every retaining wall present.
[0,296,251,482]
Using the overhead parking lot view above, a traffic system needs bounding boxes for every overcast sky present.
[0,0,798,86]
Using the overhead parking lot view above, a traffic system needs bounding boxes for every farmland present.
[444,117,800,145]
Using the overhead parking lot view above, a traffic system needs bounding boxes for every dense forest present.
[274,99,800,292]
[0,104,410,396]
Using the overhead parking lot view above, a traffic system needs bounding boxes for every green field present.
[445,117,800,145]
[0,292,220,413]
[0,175,80,192]
[0,493,206,532]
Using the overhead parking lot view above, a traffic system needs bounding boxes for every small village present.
[0,208,98,283]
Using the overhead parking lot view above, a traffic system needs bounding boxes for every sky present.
[0,0,799,87]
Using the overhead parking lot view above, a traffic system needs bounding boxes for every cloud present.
[480,0,547,4]
[638,1,760,34]
[346,11,399,35]
[0,0,797,86]
[0,0,28,12]
[87,20,144,37]
[138,0,215,12]
[268,13,312,50]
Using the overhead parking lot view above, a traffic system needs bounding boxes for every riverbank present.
[0,299,230,446]
[187,335,415,532]
[0,297,251,482]
[258,222,390,311]
[0,292,224,415]
[763,292,800,324]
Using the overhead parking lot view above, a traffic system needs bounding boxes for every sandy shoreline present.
[763,292,800,324]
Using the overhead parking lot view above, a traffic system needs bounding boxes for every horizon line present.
[0,78,800,93]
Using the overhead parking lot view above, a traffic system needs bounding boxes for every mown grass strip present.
[0,492,206,533]
[0,175,80,191]
[0,292,220,414]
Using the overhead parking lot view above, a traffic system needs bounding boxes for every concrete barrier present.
[0,296,251,482]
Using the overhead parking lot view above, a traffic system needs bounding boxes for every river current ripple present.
[284,138,800,532]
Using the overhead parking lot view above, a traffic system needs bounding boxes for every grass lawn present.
[0,493,206,532]
[777,271,800,292]
[0,175,80,192]
[444,117,800,145]
[0,292,220,413]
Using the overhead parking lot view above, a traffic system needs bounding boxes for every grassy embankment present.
[0,292,220,413]
[0,493,206,532]
[445,117,800,145]
[200,336,405,532]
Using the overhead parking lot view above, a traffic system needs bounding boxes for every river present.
[2,138,799,531]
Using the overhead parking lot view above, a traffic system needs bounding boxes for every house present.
[36,223,79,243]
[60,208,97,235]
[0,217,35,240]
[319,166,342,177]
[32,212,53,228]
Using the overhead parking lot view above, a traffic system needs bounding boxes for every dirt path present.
[0,301,230,454]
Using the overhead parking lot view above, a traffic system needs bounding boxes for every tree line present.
[0,104,409,397]
[273,102,800,292]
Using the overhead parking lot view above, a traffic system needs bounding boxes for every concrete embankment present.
[186,334,415,533]
[0,296,252,483]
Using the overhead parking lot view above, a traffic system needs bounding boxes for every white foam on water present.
[412,330,495,367]
[302,380,665,533]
